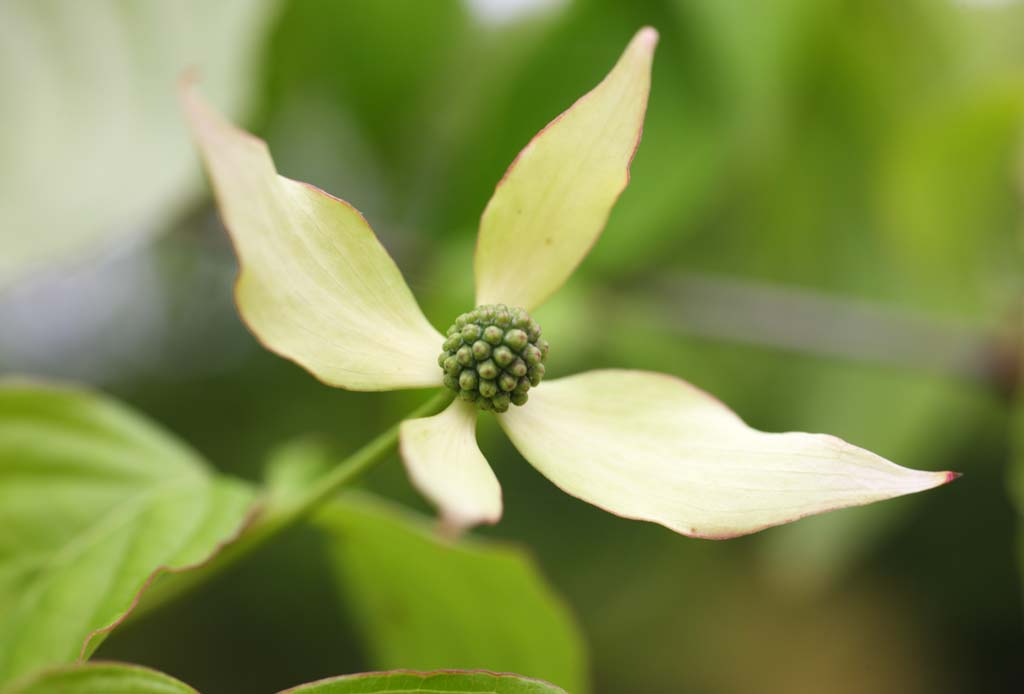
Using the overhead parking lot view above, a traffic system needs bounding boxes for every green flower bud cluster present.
[439,304,549,413]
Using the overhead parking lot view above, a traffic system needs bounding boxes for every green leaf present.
[3,663,565,694]
[286,670,567,694]
[0,0,279,289]
[4,662,197,694]
[0,382,254,684]
[314,494,588,693]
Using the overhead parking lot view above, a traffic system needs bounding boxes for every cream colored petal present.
[499,370,958,539]
[181,82,442,391]
[400,399,502,528]
[474,27,657,311]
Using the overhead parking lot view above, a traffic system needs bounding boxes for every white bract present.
[182,27,957,538]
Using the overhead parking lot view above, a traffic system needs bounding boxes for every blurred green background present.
[2,0,1023,692]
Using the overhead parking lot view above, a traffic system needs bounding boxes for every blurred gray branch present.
[635,272,1019,393]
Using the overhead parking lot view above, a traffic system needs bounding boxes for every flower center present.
[438,304,548,413]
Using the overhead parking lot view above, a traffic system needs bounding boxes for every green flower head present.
[439,304,547,412]
[183,28,956,535]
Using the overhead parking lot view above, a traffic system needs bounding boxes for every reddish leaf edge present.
[4,663,568,694]
[277,668,568,694]
[0,377,265,664]
[2,660,200,694]
[178,73,442,395]
[76,500,262,662]
[319,492,590,689]
[500,368,962,540]
[472,26,658,311]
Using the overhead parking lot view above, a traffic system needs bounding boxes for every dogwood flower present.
[182,27,957,538]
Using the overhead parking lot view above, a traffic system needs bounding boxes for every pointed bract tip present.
[177,67,201,96]
[440,506,502,535]
[179,66,199,85]
[944,471,963,483]
[436,512,494,541]
[635,26,659,49]
[177,69,207,123]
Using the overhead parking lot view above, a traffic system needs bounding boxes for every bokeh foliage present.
[1,0,1023,692]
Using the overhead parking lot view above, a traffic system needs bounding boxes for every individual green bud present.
[472,340,492,361]
[437,352,448,367]
[503,329,528,352]
[461,324,482,342]
[492,392,511,412]
[459,389,478,402]
[459,370,478,391]
[513,377,531,394]
[443,335,462,352]
[510,358,528,378]
[492,345,515,367]
[538,338,550,358]
[528,362,545,386]
[483,325,504,345]
[477,359,499,380]
[455,314,468,329]
[443,374,459,390]
[443,356,461,376]
[511,391,529,406]
[479,379,498,398]
[498,372,518,392]
[478,397,494,411]
[523,344,542,366]
[528,322,541,342]
[456,345,474,366]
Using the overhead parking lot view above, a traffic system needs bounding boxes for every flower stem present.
[133,389,454,620]
[251,388,455,540]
